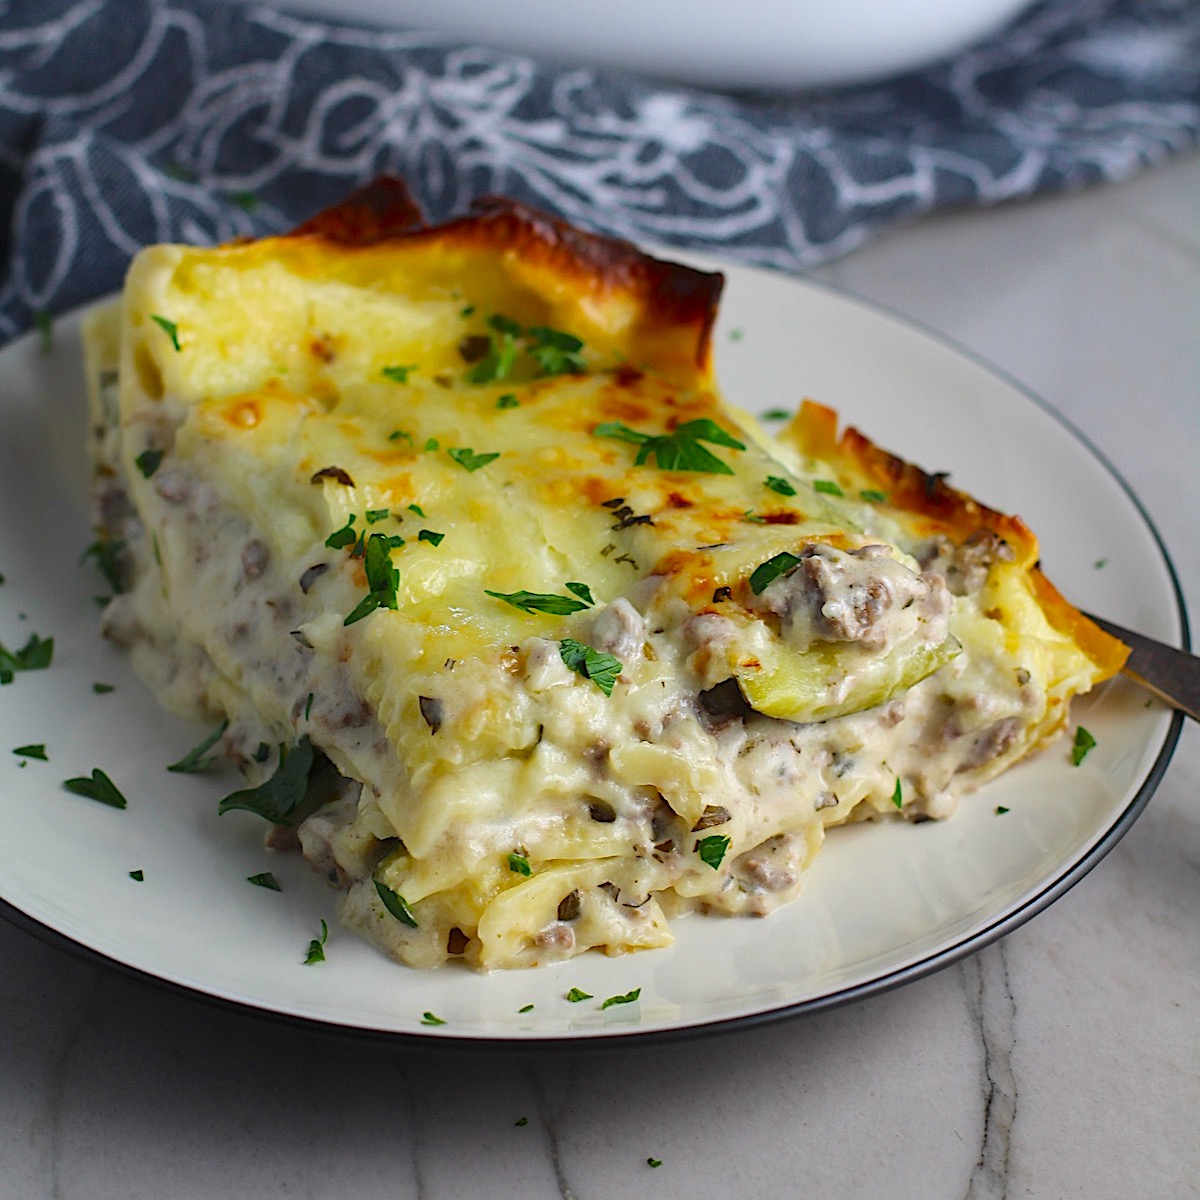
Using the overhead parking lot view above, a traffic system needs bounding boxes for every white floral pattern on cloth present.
[0,0,1197,341]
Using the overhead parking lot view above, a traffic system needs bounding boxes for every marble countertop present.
[5,152,1197,1199]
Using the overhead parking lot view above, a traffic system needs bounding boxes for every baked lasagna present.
[83,179,1127,970]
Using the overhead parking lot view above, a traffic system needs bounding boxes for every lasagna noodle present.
[84,179,1126,971]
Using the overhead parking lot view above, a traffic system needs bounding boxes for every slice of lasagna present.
[83,179,1127,970]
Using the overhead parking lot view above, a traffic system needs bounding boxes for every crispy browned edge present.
[789,399,1129,681]
[276,175,723,374]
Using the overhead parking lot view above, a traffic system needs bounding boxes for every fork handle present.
[1083,612,1198,724]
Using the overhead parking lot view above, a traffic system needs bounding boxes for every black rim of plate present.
[0,277,1189,1053]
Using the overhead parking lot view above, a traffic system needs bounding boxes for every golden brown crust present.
[277,176,722,378]
[787,400,1128,681]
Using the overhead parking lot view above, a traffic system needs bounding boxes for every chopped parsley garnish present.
[995,806,1010,816]
[381,364,418,383]
[247,872,282,891]
[150,314,181,351]
[559,638,622,696]
[764,475,796,496]
[135,449,164,478]
[600,987,641,1010]
[813,479,844,496]
[496,393,519,409]
[460,305,475,318]
[34,309,53,354]
[217,735,314,825]
[423,437,440,452]
[303,919,328,965]
[92,682,114,694]
[486,589,591,616]
[0,633,54,684]
[1071,726,1097,766]
[447,446,500,472]
[647,1158,663,1169]
[388,429,414,443]
[508,851,532,876]
[891,778,903,809]
[374,879,418,927]
[860,489,888,503]
[594,418,745,475]
[407,503,426,517]
[129,869,144,881]
[421,1011,446,1026]
[566,987,592,1003]
[13,744,47,760]
[527,325,585,375]
[365,508,391,524]
[344,533,401,625]
[418,529,445,546]
[518,1004,534,1013]
[564,581,595,605]
[515,1116,529,1126]
[466,315,520,384]
[82,539,125,593]
[761,407,791,421]
[304,692,314,721]
[63,768,127,809]
[695,834,731,870]
[748,551,801,595]
[1094,557,1109,570]
[166,718,228,774]
[325,514,358,549]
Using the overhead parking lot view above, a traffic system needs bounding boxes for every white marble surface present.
[5,153,1198,1199]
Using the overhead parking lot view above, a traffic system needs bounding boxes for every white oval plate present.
[0,267,1184,1046]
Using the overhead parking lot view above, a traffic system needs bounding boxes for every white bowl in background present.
[231,0,1036,91]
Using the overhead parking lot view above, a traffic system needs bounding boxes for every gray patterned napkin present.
[1,0,1197,343]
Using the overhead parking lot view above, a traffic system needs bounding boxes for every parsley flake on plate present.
[421,1011,446,1026]
[566,987,592,1003]
[247,872,282,891]
[527,325,585,376]
[600,987,641,1010]
[303,919,328,965]
[508,851,532,876]
[813,479,844,496]
[1071,726,1097,766]
[892,778,904,809]
[13,744,47,761]
[764,475,797,496]
[0,632,54,683]
[63,768,127,809]
[514,1116,529,1126]
[647,1157,663,1169]
[418,529,445,546]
